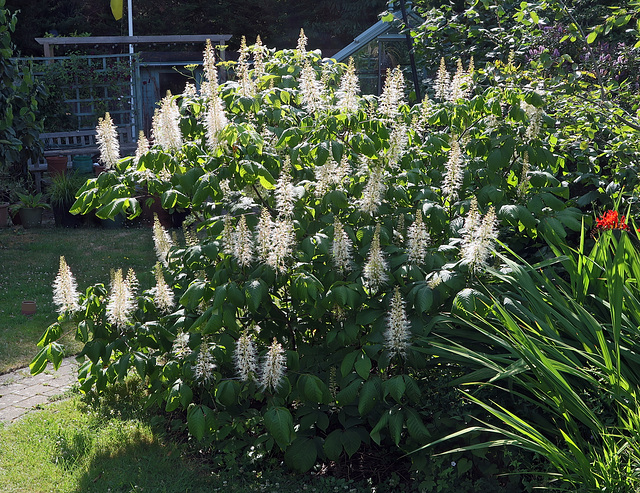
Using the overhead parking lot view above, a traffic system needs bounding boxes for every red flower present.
[595,210,630,231]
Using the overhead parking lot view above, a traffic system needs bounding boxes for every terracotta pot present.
[93,164,106,176]
[21,300,37,316]
[46,155,69,176]
[0,202,8,228]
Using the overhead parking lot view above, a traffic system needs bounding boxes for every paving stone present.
[40,386,66,397]
[28,373,56,385]
[0,356,78,423]
[0,406,27,422]
[15,394,50,409]
[0,393,30,406]
[1,383,30,395]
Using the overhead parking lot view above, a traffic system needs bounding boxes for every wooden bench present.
[28,127,138,191]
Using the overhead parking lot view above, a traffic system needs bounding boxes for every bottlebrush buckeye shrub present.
[32,36,583,473]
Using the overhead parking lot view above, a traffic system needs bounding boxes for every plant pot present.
[137,194,172,228]
[21,300,37,316]
[18,207,44,228]
[93,164,106,176]
[46,155,69,176]
[72,155,94,175]
[10,208,21,226]
[0,202,8,228]
[101,213,125,229]
[52,204,82,228]
[171,208,190,228]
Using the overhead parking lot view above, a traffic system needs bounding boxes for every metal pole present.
[128,0,134,51]
[398,0,421,102]
[127,0,136,138]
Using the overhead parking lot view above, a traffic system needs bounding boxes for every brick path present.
[0,357,77,423]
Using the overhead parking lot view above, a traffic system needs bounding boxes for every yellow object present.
[110,0,123,20]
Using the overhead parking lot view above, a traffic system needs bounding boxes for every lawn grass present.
[0,221,158,373]
[0,379,388,493]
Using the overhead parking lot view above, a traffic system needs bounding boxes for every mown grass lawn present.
[0,378,390,493]
[0,220,157,373]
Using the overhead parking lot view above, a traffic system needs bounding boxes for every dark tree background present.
[6,0,387,56]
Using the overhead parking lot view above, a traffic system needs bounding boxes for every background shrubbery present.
[30,0,640,491]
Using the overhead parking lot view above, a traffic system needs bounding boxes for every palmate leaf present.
[36,322,63,347]
[30,342,65,375]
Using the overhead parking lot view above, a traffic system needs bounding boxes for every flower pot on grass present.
[0,202,8,227]
[11,192,51,229]
[101,213,125,229]
[48,172,84,228]
[19,207,44,228]
[21,300,37,316]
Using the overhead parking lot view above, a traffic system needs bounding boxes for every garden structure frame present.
[30,35,231,138]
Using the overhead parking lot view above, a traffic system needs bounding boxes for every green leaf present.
[586,31,597,44]
[323,430,343,461]
[331,141,344,161]
[180,281,208,309]
[166,380,190,412]
[298,374,329,404]
[47,342,65,370]
[388,409,403,446]
[341,350,359,377]
[356,309,383,326]
[358,378,379,416]
[30,347,48,375]
[180,382,193,408]
[457,457,473,476]
[37,323,63,347]
[114,353,131,380]
[285,437,317,472]
[405,408,430,440]
[188,405,207,441]
[336,378,360,405]
[354,353,372,379]
[370,412,390,445]
[382,375,406,403]
[264,407,295,450]
[352,134,376,157]
[216,380,238,407]
[342,429,362,457]
[415,286,433,314]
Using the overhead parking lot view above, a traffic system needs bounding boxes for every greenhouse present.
[332,3,422,95]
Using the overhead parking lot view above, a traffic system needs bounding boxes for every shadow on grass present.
[72,429,219,493]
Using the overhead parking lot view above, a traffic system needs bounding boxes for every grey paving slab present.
[0,357,78,424]
[15,395,50,409]
[0,406,28,422]
[1,383,30,395]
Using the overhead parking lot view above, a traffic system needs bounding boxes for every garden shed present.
[332,3,422,95]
